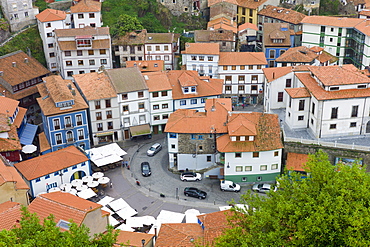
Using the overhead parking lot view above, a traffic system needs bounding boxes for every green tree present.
[0,206,118,246]
[111,14,144,37]
[215,150,370,247]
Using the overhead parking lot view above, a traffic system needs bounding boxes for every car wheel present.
[196,179,199,181]
[221,189,225,191]
[185,193,189,197]
[198,196,202,199]
[184,179,187,182]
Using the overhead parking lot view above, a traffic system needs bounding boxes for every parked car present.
[180,172,202,182]
[141,162,151,177]
[252,183,276,193]
[220,180,240,192]
[147,143,162,156]
[184,187,207,199]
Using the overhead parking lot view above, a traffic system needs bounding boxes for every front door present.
[124,129,130,139]
[251,95,257,104]
[153,125,159,134]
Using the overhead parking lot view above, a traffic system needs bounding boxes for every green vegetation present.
[0,206,118,246]
[215,150,370,246]
[34,0,48,13]
[111,14,144,38]
[102,0,206,34]
[319,0,341,15]
[0,26,46,67]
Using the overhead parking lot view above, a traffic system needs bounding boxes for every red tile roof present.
[217,112,283,153]
[142,71,172,92]
[0,122,21,152]
[263,23,291,47]
[219,52,267,65]
[0,158,29,190]
[36,9,66,22]
[208,0,238,7]
[70,0,101,13]
[285,87,310,98]
[38,132,51,153]
[207,17,238,33]
[126,60,165,72]
[0,201,22,230]
[263,66,293,82]
[238,22,258,31]
[301,16,363,27]
[28,191,102,227]
[73,72,116,101]
[155,223,203,246]
[237,0,269,9]
[275,46,318,63]
[14,146,88,180]
[258,5,306,24]
[116,230,154,247]
[286,152,308,171]
[182,42,220,55]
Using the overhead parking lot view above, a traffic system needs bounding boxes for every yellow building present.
[237,0,280,25]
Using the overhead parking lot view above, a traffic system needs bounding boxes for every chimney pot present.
[24,58,28,63]
[12,62,16,67]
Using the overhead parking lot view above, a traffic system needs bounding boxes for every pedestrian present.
[110,182,113,188]
[136,179,140,186]
[242,103,244,109]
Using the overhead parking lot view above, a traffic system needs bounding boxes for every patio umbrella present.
[98,177,110,184]
[82,176,93,183]
[92,172,104,179]
[60,183,72,192]
[71,179,83,187]
[77,188,97,199]
[75,184,88,191]
[69,188,77,195]
[87,181,99,188]
[22,144,37,154]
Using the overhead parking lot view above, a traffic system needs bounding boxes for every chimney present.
[272,72,275,79]
[0,71,3,76]
[24,58,28,63]
[12,62,16,67]
[71,88,76,96]
[67,83,72,90]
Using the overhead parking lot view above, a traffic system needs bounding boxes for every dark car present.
[141,162,151,177]
[184,187,207,199]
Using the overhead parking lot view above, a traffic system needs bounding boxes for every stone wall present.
[178,133,216,154]
[284,142,370,172]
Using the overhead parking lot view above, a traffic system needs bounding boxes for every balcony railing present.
[64,123,74,129]
[67,138,74,143]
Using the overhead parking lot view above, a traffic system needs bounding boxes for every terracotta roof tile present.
[286,152,309,171]
[145,33,176,44]
[73,72,116,101]
[263,23,291,47]
[142,71,172,92]
[207,17,237,33]
[0,201,22,230]
[0,50,50,87]
[317,51,338,64]
[309,46,324,53]
[0,96,18,116]
[36,9,66,22]
[263,66,293,82]
[275,46,324,63]
[166,70,223,100]
[237,0,269,9]
[308,64,370,86]
[112,29,147,46]
[238,22,258,31]
[126,60,164,72]
[194,30,235,42]
[208,0,238,6]
[54,26,110,37]
[217,112,283,152]
[0,158,29,190]
[285,87,310,98]
[301,16,363,27]
[0,123,21,152]
[70,0,101,13]
[156,223,203,246]
[165,98,231,134]
[258,5,306,25]
[14,146,88,180]
[58,39,110,51]
[352,19,370,36]
[227,114,257,136]
[183,43,220,55]
[13,107,26,128]
[116,231,154,247]
[38,132,51,153]
[28,191,102,226]
[359,9,370,17]
[36,75,88,116]
[219,52,266,65]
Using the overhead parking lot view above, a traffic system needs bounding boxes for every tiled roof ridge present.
[39,195,95,214]
[0,50,23,60]
[248,52,268,64]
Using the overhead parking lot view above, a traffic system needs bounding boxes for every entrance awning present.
[130,124,151,137]
[96,131,114,137]
[19,123,38,145]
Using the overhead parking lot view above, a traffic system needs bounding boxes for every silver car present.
[147,143,162,156]
[252,183,275,193]
[180,172,202,182]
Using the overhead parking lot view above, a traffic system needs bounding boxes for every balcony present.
[55,125,61,130]
[77,121,83,125]
[67,138,74,143]
[78,135,84,140]
[64,123,74,129]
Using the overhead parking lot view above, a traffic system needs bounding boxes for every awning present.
[86,143,127,167]
[96,131,114,137]
[76,35,92,39]
[130,124,151,137]
[19,123,38,145]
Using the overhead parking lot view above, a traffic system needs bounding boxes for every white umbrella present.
[87,180,99,188]
[82,176,93,183]
[77,188,97,199]
[48,187,61,193]
[98,177,110,184]
[71,179,83,187]
[97,196,115,206]
[60,183,72,192]
[69,188,77,195]
[75,184,88,191]
[22,144,37,154]
[92,172,104,179]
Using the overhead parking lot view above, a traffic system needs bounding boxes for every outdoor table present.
[92,172,104,179]
[71,179,83,187]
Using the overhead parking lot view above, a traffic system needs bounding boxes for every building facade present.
[70,0,102,28]
[0,0,38,32]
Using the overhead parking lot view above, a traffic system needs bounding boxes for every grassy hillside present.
[0,26,46,66]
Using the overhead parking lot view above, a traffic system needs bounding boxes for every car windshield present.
[232,182,236,187]
[149,147,156,151]
[143,165,149,171]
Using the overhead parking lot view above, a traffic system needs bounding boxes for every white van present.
[220,180,240,192]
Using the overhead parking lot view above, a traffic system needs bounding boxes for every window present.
[66,61,72,66]
[155,46,160,51]
[225,76,232,81]
[78,13,84,19]
[260,165,267,171]
[199,56,204,61]
[191,99,197,104]
[164,45,169,51]
[251,85,257,91]
[65,51,71,56]
[331,107,338,119]
[56,133,62,144]
[89,60,95,65]
[180,100,186,106]
[154,115,160,121]
[89,13,95,18]
[299,100,305,111]
[198,135,204,140]
[96,112,102,120]
[350,122,357,127]
[245,166,252,171]
[257,65,262,69]
[208,56,213,61]
[153,104,159,110]
[152,92,159,98]
[72,165,77,170]
[269,50,276,58]
[162,103,168,109]
[223,66,228,70]
[45,175,50,179]
[101,59,107,65]
[122,94,128,100]
[36,178,41,182]
[207,156,212,162]
[271,164,278,170]
[201,98,206,103]
[162,91,167,97]
[100,49,106,55]
[95,101,101,109]
[251,75,258,81]
[236,166,243,172]
[49,52,55,58]
[298,115,304,121]
[232,66,236,70]
[77,50,83,56]
[238,85,245,91]
[312,102,315,114]
[238,75,245,81]
[351,105,359,117]
[78,60,84,66]
[138,103,144,110]
[105,99,111,108]
[164,55,169,61]
[286,79,292,88]
[253,152,259,158]
[106,110,112,118]
[330,124,336,129]
[54,119,60,130]
[169,133,177,138]
[122,105,129,112]
[277,92,283,102]
[329,38,333,42]
[76,115,82,125]
[65,117,72,128]
[88,50,94,55]
[138,91,144,98]
[163,114,169,119]
[97,123,103,131]
[48,43,54,48]
[249,65,253,70]
[274,151,279,157]
[235,152,242,158]
[67,71,73,77]
[225,86,231,91]
[47,32,53,37]
[107,122,113,130]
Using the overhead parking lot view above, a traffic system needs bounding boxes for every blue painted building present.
[36,75,90,152]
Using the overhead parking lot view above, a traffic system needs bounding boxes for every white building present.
[0,0,38,32]
[218,52,267,104]
[14,146,90,198]
[36,9,71,72]
[73,71,122,146]
[144,33,180,70]
[181,42,220,78]
[105,67,151,140]
[70,0,102,28]
[54,26,112,79]
[143,71,173,134]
